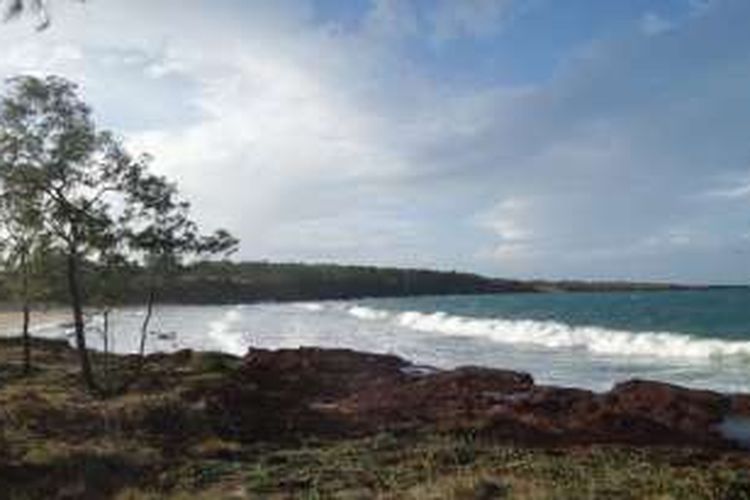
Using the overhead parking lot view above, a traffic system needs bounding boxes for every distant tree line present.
[0,259,535,306]
[153,261,535,303]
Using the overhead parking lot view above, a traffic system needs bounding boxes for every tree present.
[0,75,136,391]
[124,169,237,379]
[0,75,237,393]
[0,175,49,374]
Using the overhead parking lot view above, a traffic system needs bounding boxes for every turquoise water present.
[26,288,750,393]
[362,289,750,340]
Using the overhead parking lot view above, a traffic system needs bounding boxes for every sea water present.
[26,288,750,393]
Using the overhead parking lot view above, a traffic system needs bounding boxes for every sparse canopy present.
[0,75,238,392]
[0,155,49,374]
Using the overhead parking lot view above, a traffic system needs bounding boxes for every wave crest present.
[295,302,325,312]
[348,306,390,320]
[208,306,245,355]
[346,306,750,360]
[397,310,750,359]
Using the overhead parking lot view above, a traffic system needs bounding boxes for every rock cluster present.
[207,347,750,449]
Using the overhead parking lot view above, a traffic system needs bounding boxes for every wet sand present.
[0,308,70,336]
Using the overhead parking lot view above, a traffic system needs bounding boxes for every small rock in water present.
[153,331,177,341]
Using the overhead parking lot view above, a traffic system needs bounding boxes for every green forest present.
[0,258,534,306]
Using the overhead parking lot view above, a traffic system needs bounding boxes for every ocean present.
[28,288,750,393]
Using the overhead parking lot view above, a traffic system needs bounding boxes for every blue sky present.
[0,0,748,283]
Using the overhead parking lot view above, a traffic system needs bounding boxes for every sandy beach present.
[0,308,70,337]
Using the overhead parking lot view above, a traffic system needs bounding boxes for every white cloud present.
[639,12,673,36]
[704,171,750,200]
[476,197,533,242]
[0,0,749,283]
[430,0,517,41]
[474,197,537,262]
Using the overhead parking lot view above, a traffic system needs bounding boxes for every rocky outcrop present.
[206,347,750,449]
[206,347,410,440]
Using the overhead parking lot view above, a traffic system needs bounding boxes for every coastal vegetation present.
[0,258,709,309]
[2,338,750,499]
[0,259,534,305]
[0,75,237,392]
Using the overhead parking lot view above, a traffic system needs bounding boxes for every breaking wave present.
[346,306,750,360]
[207,307,245,355]
[348,305,390,320]
[294,302,325,312]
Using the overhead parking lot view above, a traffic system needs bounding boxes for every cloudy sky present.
[1,0,749,283]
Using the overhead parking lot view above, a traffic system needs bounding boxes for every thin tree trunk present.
[108,269,160,395]
[21,251,31,375]
[67,249,97,392]
[22,304,30,374]
[102,309,109,388]
[136,285,155,366]
[118,283,155,392]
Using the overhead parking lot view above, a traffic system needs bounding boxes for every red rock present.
[206,348,409,440]
[598,380,729,444]
[337,366,534,432]
[729,394,750,415]
[203,347,750,449]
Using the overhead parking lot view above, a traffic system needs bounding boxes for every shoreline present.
[4,301,750,396]
[3,337,750,449]
[0,309,70,336]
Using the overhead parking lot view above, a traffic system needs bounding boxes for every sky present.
[0,0,749,283]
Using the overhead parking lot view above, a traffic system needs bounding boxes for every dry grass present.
[1,338,749,499]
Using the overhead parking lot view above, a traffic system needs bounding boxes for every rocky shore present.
[213,347,750,450]
[2,338,750,498]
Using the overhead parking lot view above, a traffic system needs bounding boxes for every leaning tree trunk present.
[133,283,156,375]
[21,252,31,375]
[117,282,156,393]
[66,248,98,392]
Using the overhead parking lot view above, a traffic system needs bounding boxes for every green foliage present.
[0,259,528,305]
[0,76,135,260]
[0,75,238,391]
[155,260,530,304]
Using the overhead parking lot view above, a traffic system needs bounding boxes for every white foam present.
[348,305,390,321]
[207,306,245,355]
[295,302,325,312]
[30,319,69,335]
[392,310,750,361]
